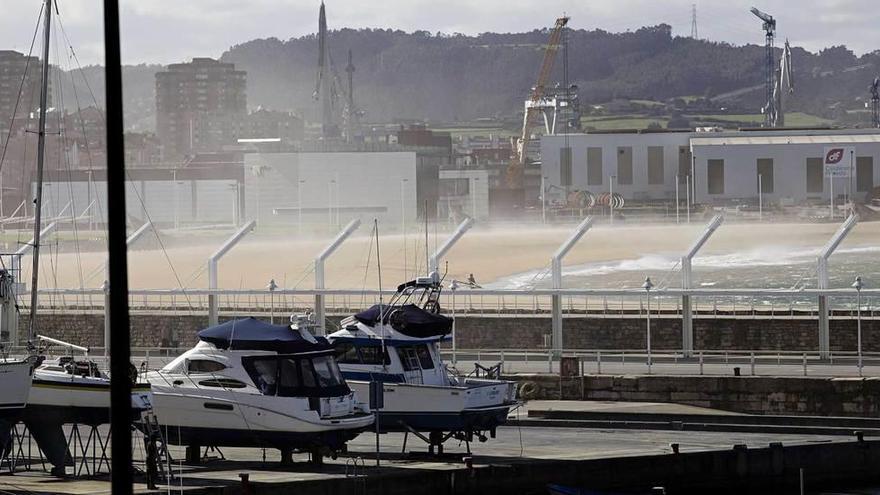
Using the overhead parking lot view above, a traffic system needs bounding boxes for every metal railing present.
[26,287,880,319]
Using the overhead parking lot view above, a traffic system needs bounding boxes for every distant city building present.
[0,50,46,141]
[237,108,304,149]
[155,58,246,158]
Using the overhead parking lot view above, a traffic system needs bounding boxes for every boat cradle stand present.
[399,422,475,456]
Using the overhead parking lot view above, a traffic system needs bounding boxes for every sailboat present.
[17,0,151,476]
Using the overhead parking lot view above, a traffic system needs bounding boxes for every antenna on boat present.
[424,200,429,277]
[374,219,387,363]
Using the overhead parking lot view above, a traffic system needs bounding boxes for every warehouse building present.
[541,128,880,206]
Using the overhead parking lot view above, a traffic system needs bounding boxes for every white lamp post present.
[297,179,306,236]
[451,279,459,365]
[853,275,864,375]
[758,173,763,221]
[642,276,654,374]
[267,278,278,324]
[609,175,617,225]
[541,176,547,224]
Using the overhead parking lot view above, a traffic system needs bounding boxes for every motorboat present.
[326,272,519,453]
[143,317,373,462]
[24,336,152,475]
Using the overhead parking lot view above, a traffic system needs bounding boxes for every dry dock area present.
[0,418,876,494]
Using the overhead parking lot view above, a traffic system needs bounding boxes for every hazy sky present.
[1,0,878,67]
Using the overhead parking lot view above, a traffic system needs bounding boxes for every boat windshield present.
[242,354,350,398]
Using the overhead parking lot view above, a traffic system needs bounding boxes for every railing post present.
[817,214,858,359]
[552,217,594,358]
[207,220,257,326]
[681,215,723,358]
[315,219,361,335]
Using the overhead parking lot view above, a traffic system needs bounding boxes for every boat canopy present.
[353,304,453,338]
[198,317,330,353]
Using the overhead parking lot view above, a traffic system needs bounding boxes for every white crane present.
[770,40,793,127]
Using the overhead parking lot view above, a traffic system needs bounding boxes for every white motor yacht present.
[144,317,373,461]
[326,273,519,453]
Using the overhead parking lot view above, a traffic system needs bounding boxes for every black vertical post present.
[103,0,133,492]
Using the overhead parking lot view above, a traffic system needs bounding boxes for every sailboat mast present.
[28,0,52,342]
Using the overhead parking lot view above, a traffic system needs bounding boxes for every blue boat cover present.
[354,304,453,338]
[198,317,330,353]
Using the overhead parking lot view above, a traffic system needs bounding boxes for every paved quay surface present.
[0,425,848,494]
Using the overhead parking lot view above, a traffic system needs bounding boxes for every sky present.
[1,0,878,67]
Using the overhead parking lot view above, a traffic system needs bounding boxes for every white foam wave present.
[487,244,880,290]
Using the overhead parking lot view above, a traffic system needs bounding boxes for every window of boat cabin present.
[333,343,360,364]
[243,355,350,397]
[187,359,226,374]
[312,356,345,388]
[397,344,435,370]
[357,345,391,365]
[248,358,278,395]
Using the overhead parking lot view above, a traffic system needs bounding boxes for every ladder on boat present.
[141,411,174,484]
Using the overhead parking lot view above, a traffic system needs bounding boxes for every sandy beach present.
[17,219,879,291]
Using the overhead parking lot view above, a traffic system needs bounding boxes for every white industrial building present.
[438,169,490,222]
[244,151,431,230]
[541,128,880,206]
[35,150,439,231]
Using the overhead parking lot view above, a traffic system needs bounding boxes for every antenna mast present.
[29,0,52,342]
[691,4,698,39]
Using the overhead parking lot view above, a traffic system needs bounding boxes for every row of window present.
[559,146,876,195]
[559,146,693,187]
[706,157,875,195]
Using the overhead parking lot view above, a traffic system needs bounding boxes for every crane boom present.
[750,7,775,28]
[506,16,569,189]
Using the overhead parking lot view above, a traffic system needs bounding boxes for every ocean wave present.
[487,244,880,289]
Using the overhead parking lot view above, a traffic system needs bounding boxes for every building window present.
[560,147,572,186]
[857,156,874,193]
[617,147,633,185]
[439,178,469,196]
[707,159,724,194]
[806,157,823,193]
[678,146,691,184]
[648,146,664,185]
[756,158,774,194]
[587,147,602,186]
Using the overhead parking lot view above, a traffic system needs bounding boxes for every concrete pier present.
[0,424,877,494]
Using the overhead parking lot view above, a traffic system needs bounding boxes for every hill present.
[218,24,880,127]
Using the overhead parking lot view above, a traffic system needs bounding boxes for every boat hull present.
[0,360,33,413]
[146,386,373,451]
[0,360,32,457]
[347,380,516,433]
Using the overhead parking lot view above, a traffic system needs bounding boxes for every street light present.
[642,276,654,374]
[472,177,479,221]
[267,278,278,324]
[609,175,617,225]
[401,178,409,280]
[297,179,306,236]
[451,279,459,365]
[852,275,864,375]
[541,176,547,224]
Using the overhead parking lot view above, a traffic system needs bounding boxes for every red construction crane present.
[506,15,570,189]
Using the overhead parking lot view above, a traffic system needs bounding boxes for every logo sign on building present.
[823,147,854,178]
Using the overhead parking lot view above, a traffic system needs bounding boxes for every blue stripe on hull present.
[142,424,368,451]
[376,406,512,433]
[341,371,405,383]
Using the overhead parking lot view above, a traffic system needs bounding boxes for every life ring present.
[518,381,539,400]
